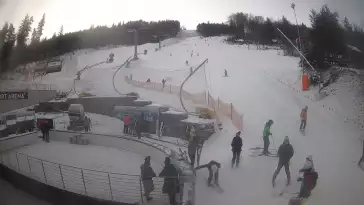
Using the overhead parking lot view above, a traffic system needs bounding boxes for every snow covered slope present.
[3,33,364,205]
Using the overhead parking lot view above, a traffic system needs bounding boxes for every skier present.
[140,156,156,201]
[224,69,228,77]
[262,120,274,155]
[297,155,318,199]
[300,106,308,131]
[231,131,243,167]
[162,79,166,89]
[195,160,221,187]
[358,139,364,166]
[159,157,179,205]
[272,136,294,187]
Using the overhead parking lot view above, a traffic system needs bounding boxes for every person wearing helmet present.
[298,155,318,198]
[272,136,294,187]
[262,120,274,155]
[300,106,308,131]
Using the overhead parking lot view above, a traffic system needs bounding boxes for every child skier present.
[195,160,221,187]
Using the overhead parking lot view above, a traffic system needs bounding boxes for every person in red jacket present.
[123,115,132,134]
[300,106,308,131]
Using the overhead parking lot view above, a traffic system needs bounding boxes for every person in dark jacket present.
[231,131,243,168]
[272,136,294,187]
[298,155,318,199]
[195,160,221,186]
[159,157,179,205]
[140,156,156,201]
[358,139,364,166]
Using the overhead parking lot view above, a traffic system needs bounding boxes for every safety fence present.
[0,81,57,91]
[0,150,190,205]
[125,76,243,131]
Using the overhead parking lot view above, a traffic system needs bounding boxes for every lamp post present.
[291,3,302,51]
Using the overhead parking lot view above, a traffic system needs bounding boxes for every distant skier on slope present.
[262,120,274,155]
[300,106,308,131]
[231,131,243,168]
[224,69,228,77]
[272,136,294,187]
[195,160,221,187]
[297,155,318,198]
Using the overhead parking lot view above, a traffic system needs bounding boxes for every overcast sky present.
[0,0,363,38]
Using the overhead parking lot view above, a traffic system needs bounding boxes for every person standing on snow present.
[159,157,179,205]
[297,155,318,199]
[123,115,132,134]
[262,120,274,155]
[300,106,308,131]
[272,136,294,187]
[140,156,156,201]
[231,131,243,168]
[195,160,221,186]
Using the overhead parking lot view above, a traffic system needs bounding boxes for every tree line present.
[0,15,180,73]
[197,5,364,70]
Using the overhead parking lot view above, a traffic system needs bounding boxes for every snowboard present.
[205,178,224,194]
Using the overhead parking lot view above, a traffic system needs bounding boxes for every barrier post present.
[15,153,20,170]
[139,176,144,204]
[108,174,114,201]
[81,169,88,195]
[59,165,66,189]
[27,156,32,173]
[230,103,233,120]
[41,161,48,183]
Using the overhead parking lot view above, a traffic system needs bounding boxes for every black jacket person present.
[195,160,221,186]
[140,156,156,201]
[231,131,243,167]
[159,157,179,205]
[272,136,294,187]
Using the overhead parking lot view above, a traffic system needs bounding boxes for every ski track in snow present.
[3,34,364,205]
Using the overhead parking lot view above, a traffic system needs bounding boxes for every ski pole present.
[270,135,276,150]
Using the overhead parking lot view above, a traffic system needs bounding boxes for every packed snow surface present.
[2,32,364,205]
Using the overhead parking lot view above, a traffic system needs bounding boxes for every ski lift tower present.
[128,28,149,60]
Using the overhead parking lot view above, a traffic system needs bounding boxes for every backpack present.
[309,171,318,189]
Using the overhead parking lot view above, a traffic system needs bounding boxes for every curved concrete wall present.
[0,132,40,152]
[0,90,57,113]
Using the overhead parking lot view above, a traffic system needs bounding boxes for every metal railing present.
[0,150,189,204]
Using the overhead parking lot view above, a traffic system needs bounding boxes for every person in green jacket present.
[263,120,274,155]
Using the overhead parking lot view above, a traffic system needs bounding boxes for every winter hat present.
[236,131,241,136]
[303,155,314,170]
[268,119,274,124]
[145,156,151,161]
[283,136,289,144]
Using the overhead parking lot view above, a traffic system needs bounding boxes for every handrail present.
[0,149,190,204]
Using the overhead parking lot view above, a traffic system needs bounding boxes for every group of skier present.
[229,106,318,204]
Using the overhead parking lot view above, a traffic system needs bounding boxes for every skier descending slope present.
[272,136,294,187]
[262,120,274,155]
[231,131,243,168]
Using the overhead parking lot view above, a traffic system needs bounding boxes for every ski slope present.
[5,32,364,205]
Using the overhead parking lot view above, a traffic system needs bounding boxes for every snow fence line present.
[0,131,194,205]
[124,76,244,131]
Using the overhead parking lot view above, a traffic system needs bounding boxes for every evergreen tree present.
[58,25,63,36]
[16,14,34,47]
[31,28,37,44]
[307,5,345,69]
[1,23,16,71]
[36,13,46,42]
[0,22,9,47]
